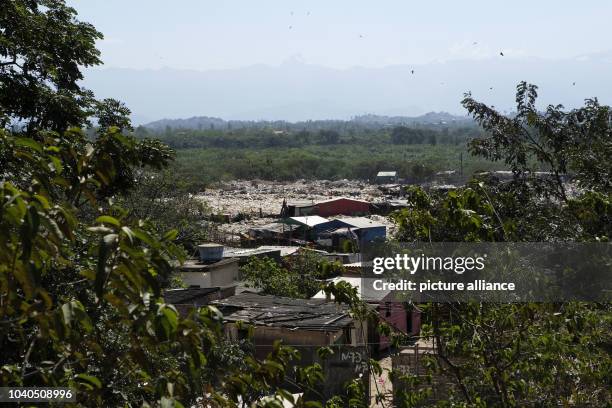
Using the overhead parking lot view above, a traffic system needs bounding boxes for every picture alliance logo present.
[372,253,487,275]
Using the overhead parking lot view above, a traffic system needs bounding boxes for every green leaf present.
[317,346,334,360]
[13,265,35,299]
[75,373,102,389]
[61,300,93,333]
[277,389,294,404]
[132,228,156,247]
[121,226,135,243]
[95,215,120,228]
[15,137,43,153]
[49,156,63,173]
[33,194,50,209]
[160,397,184,408]
[94,169,111,186]
[87,226,113,234]
[162,229,178,242]
[156,305,179,339]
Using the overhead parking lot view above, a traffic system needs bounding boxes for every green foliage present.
[92,128,175,198]
[117,170,211,253]
[419,302,612,406]
[391,126,440,145]
[173,144,505,185]
[95,98,133,133]
[0,99,335,408]
[325,378,368,408]
[463,81,612,197]
[141,119,496,185]
[241,256,303,298]
[0,2,341,406]
[0,128,199,405]
[390,83,612,406]
[0,0,102,131]
[240,252,341,298]
[395,83,612,243]
[148,122,480,150]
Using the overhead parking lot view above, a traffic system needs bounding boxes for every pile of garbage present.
[197,179,383,217]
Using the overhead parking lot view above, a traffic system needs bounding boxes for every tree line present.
[133,124,482,150]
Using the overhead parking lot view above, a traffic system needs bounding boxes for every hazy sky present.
[68,1,612,70]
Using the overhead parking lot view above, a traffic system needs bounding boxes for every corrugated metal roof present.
[164,287,220,305]
[257,245,328,257]
[284,215,329,227]
[225,246,326,258]
[334,217,386,229]
[223,246,281,258]
[249,222,294,233]
[179,257,239,272]
[316,197,370,205]
[213,293,353,330]
[257,245,302,256]
[386,199,409,207]
[376,171,397,177]
[287,200,315,208]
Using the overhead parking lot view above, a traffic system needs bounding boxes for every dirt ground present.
[370,355,394,407]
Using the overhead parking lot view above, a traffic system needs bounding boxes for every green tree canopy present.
[391,83,611,406]
[0,2,333,406]
[0,0,102,132]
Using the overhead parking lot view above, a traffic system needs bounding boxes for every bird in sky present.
[489,87,493,90]
[572,82,576,86]
[500,51,504,56]
[289,25,292,29]
[411,69,414,74]
[359,34,364,38]
[473,41,478,45]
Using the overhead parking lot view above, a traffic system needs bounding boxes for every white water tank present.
[197,243,224,262]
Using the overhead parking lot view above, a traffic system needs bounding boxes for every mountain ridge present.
[82,52,612,125]
[142,111,472,131]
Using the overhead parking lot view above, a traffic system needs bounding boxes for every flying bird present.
[572,82,576,86]
[499,51,504,56]
[489,87,493,90]
[411,69,414,74]
[289,25,292,29]
[473,42,478,45]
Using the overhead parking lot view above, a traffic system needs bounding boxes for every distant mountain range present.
[352,112,470,125]
[143,112,472,131]
[82,51,612,125]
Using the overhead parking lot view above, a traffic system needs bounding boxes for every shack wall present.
[377,302,409,350]
[179,261,239,288]
[316,198,370,217]
[357,226,386,244]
